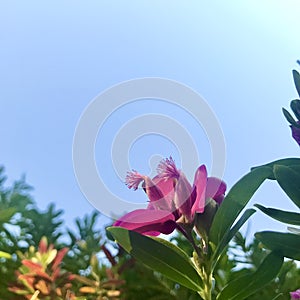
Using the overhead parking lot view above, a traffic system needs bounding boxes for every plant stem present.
[202,266,212,300]
[177,225,213,299]
[189,232,212,300]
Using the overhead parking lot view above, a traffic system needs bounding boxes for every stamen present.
[125,170,144,190]
[157,156,180,179]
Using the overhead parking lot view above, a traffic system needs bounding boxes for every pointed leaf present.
[255,204,300,226]
[30,291,40,300]
[0,251,11,259]
[274,165,300,208]
[209,167,272,246]
[212,209,256,266]
[217,251,283,300]
[255,231,300,260]
[288,226,300,234]
[73,275,97,287]
[291,99,300,120]
[282,108,298,126]
[293,70,300,98]
[52,247,68,270]
[107,227,202,291]
[79,286,97,294]
[22,260,43,271]
[251,158,300,180]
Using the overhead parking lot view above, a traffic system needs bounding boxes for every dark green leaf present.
[293,70,300,98]
[217,251,283,300]
[274,165,300,208]
[0,207,16,224]
[107,227,202,291]
[209,167,272,246]
[291,99,300,120]
[251,158,300,180]
[255,231,300,260]
[212,209,256,267]
[288,226,300,234]
[282,108,298,126]
[255,204,300,226]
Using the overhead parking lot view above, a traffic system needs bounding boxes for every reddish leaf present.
[22,260,43,271]
[38,237,48,254]
[52,247,69,271]
[35,269,52,282]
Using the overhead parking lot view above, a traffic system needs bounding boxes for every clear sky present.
[1,1,300,237]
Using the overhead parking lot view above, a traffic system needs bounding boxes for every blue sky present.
[1,1,300,236]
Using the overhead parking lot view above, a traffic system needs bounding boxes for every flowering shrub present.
[1,69,300,299]
[108,69,300,300]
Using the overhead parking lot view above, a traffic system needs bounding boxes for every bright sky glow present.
[1,1,300,236]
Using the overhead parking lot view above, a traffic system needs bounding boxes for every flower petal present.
[173,172,193,221]
[113,209,176,236]
[147,175,175,211]
[191,165,207,215]
[206,177,226,205]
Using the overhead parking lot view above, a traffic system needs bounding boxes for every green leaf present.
[293,69,300,98]
[255,231,300,260]
[0,207,17,224]
[291,99,300,120]
[209,167,272,246]
[255,204,300,226]
[107,227,202,291]
[282,107,298,126]
[217,251,283,300]
[212,209,256,267]
[288,226,300,234]
[0,251,11,259]
[274,165,300,208]
[251,158,300,180]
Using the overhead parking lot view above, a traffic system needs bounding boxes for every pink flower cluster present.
[114,157,226,236]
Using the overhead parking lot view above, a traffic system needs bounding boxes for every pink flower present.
[113,157,226,236]
[290,289,300,300]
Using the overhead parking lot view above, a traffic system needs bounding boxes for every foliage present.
[8,237,75,299]
[108,69,300,299]
[253,70,300,261]
[1,69,300,299]
[0,167,298,300]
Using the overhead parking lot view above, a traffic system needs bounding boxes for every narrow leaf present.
[274,165,300,208]
[209,167,272,246]
[255,204,300,226]
[255,231,300,260]
[293,70,300,98]
[107,227,202,291]
[288,226,300,234]
[291,99,300,120]
[0,251,11,259]
[282,108,298,126]
[212,209,256,267]
[217,252,283,300]
[251,158,300,180]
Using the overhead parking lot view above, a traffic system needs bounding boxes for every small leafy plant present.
[8,237,76,300]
